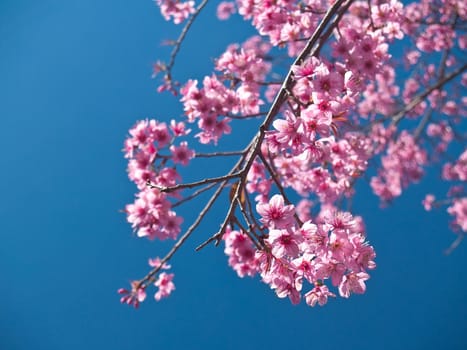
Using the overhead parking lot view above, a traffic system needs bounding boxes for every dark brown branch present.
[195,0,352,249]
[138,174,229,289]
[138,0,360,286]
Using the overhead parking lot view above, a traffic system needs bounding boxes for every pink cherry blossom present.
[118,281,147,308]
[154,272,175,301]
[170,141,195,166]
[305,284,336,307]
[267,229,302,259]
[155,0,195,24]
[224,228,259,278]
[256,194,295,229]
[447,198,467,232]
[422,194,436,211]
[338,272,370,298]
[217,2,235,20]
[148,257,171,270]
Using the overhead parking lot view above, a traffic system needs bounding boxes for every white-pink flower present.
[154,273,175,301]
[268,229,302,259]
[305,285,335,307]
[256,194,295,229]
[338,272,370,298]
[170,141,195,166]
[216,2,236,20]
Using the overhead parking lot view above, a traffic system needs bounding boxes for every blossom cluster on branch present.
[119,0,466,308]
[225,196,375,306]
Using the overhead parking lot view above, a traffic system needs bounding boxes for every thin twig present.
[172,182,218,208]
[195,150,245,158]
[315,0,355,56]
[231,216,262,250]
[444,233,465,255]
[147,171,242,193]
[413,107,433,141]
[258,152,303,226]
[242,185,267,239]
[391,63,467,125]
[138,175,229,289]
[226,112,268,119]
[165,0,209,80]
[413,47,451,140]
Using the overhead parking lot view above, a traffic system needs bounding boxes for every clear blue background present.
[1,1,466,349]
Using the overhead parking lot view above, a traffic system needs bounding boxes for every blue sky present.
[1,1,466,349]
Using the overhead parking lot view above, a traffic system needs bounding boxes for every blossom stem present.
[172,182,218,208]
[258,152,303,226]
[391,63,467,125]
[165,0,209,81]
[147,171,242,193]
[195,150,245,158]
[138,172,228,289]
[196,0,353,249]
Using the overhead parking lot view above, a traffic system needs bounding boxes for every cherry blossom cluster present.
[423,120,456,162]
[335,3,404,119]
[119,257,175,308]
[258,27,398,204]
[180,36,272,144]
[399,0,466,119]
[220,0,405,58]
[252,0,407,205]
[402,0,465,53]
[401,70,466,121]
[233,0,323,56]
[224,227,259,278]
[261,132,373,204]
[155,0,195,24]
[224,195,376,307]
[424,149,467,233]
[124,119,193,240]
[371,131,427,204]
[120,0,467,308]
[447,197,467,233]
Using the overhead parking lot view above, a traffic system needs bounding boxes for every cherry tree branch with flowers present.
[119,0,467,308]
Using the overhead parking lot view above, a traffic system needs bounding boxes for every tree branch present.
[147,171,242,193]
[391,63,467,125]
[165,0,209,81]
[195,0,353,249]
